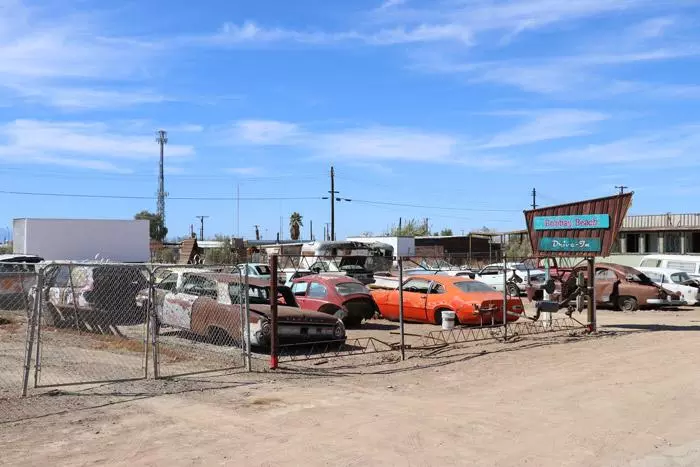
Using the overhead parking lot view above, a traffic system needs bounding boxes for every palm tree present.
[289,212,303,240]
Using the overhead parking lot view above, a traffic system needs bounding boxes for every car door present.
[161,274,208,329]
[300,281,330,311]
[291,281,312,309]
[400,279,430,321]
[594,267,617,304]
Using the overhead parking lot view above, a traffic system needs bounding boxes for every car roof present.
[408,275,477,284]
[0,254,43,262]
[294,274,361,284]
[637,267,689,275]
[191,272,270,287]
[641,254,700,261]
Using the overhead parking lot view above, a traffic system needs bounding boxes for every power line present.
[351,199,520,213]
[0,190,323,201]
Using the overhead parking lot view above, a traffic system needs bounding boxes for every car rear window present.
[454,281,495,293]
[335,282,368,296]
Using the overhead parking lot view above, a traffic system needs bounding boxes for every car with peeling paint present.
[38,264,149,331]
[153,272,346,347]
[0,254,42,309]
[290,275,378,327]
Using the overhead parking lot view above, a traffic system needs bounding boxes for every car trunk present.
[250,304,339,325]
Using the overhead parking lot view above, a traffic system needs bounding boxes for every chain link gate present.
[31,262,151,388]
[151,264,249,378]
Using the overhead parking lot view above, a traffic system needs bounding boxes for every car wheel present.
[507,282,520,297]
[618,296,639,312]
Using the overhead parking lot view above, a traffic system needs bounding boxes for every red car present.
[290,275,379,327]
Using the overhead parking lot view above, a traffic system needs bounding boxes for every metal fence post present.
[587,257,597,332]
[21,267,42,397]
[398,256,405,361]
[269,255,279,369]
[151,267,160,379]
[143,266,151,379]
[502,255,508,340]
[244,266,251,372]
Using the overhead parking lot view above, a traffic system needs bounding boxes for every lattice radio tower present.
[155,130,168,223]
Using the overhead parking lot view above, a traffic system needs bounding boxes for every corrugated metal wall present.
[623,213,700,230]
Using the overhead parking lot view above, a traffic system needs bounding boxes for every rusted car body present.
[154,273,346,347]
[0,255,42,309]
[38,264,149,330]
[371,275,524,325]
[290,275,378,327]
[563,263,685,311]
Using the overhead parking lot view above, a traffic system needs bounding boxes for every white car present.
[476,262,546,296]
[637,267,700,305]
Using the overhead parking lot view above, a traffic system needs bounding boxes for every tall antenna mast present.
[155,130,168,223]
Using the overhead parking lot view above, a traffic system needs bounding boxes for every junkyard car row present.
[2,254,698,352]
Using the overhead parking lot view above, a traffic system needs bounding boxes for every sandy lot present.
[1,307,700,466]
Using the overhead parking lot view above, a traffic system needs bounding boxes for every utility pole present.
[531,188,538,210]
[324,223,331,241]
[310,220,313,241]
[155,130,168,223]
[196,216,208,241]
[330,166,336,241]
[615,185,628,195]
[236,184,240,237]
[254,225,260,241]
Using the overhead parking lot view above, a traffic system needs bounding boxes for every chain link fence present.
[0,264,37,402]
[0,254,595,416]
[151,264,248,378]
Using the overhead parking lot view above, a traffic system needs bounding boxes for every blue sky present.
[1,0,700,242]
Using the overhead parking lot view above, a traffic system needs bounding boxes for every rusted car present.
[39,264,148,331]
[290,275,379,327]
[371,275,524,325]
[154,273,346,347]
[0,254,42,309]
[563,263,685,311]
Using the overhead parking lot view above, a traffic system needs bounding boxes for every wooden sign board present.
[524,193,633,257]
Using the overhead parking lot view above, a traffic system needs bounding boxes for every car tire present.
[618,296,639,312]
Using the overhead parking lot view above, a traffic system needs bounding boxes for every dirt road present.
[2,308,700,466]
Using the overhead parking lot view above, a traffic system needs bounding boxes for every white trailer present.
[13,218,150,262]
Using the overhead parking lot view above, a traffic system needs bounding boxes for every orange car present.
[371,275,524,325]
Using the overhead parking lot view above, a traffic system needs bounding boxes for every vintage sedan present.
[153,273,346,347]
[290,275,378,327]
[563,263,685,311]
[371,275,524,325]
[636,267,699,305]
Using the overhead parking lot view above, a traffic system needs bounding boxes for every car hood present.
[250,304,340,324]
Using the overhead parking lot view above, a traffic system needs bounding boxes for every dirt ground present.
[2,307,700,466]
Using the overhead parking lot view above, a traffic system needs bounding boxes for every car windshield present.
[254,265,271,275]
[513,264,533,271]
[229,283,298,306]
[628,272,653,284]
[454,281,495,293]
[671,272,691,283]
[335,282,368,296]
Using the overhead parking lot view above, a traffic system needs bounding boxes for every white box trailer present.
[13,218,150,262]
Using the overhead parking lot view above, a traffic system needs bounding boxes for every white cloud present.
[537,125,700,166]
[232,120,301,145]
[479,110,609,149]
[227,119,509,167]
[377,0,407,10]
[0,119,195,172]
[627,16,676,39]
[196,20,472,47]
[0,1,161,109]
[227,167,262,175]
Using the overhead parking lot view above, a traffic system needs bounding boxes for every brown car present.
[564,263,685,311]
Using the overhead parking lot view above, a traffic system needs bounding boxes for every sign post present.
[524,193,633,333]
